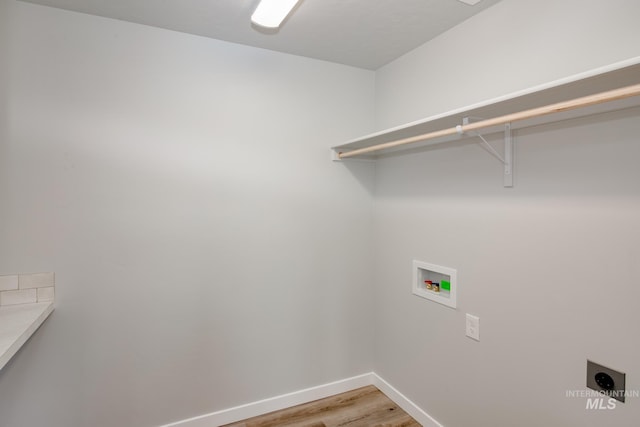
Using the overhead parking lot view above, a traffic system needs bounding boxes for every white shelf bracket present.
[475,133,506,164]
[459,117,513,188]
[504,123,513,188]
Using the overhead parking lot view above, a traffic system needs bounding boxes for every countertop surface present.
[0,302,54,370]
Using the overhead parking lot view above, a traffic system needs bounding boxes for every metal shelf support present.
[504,123,513,188]
[458,118,513,188]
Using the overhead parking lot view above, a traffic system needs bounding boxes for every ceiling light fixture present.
[251,0,301,29]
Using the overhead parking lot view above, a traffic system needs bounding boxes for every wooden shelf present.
[332,57,640,160]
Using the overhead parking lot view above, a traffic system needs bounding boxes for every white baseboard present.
[158,372,442,427]
[371,373,443,427]
[158,373,374,427]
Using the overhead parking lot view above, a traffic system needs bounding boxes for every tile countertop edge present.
[0,302,55,371]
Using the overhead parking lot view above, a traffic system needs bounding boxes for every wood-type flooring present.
[222,385,421,427]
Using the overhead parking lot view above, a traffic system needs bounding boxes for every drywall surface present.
[0,0,9,224]
[372,1,640,426]
[376,0,640,129]
[0,2,375,426]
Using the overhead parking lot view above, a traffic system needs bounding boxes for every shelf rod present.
[338,83,640,159]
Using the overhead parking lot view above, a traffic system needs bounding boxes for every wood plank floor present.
[222,385,421,427]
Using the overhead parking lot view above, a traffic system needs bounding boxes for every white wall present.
[0,0,9,219]
[4,1,640,426]
[373,0,640,426]
[376,0,640,128]
[0,2,375,426]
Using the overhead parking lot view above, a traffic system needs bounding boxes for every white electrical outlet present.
[466,314,480,341]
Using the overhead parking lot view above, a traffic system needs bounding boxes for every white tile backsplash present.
[0,275,19,291]
[1,289,37,305]
[0,273,55,306]
[19,272,55,289]
[37,287,55,302]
